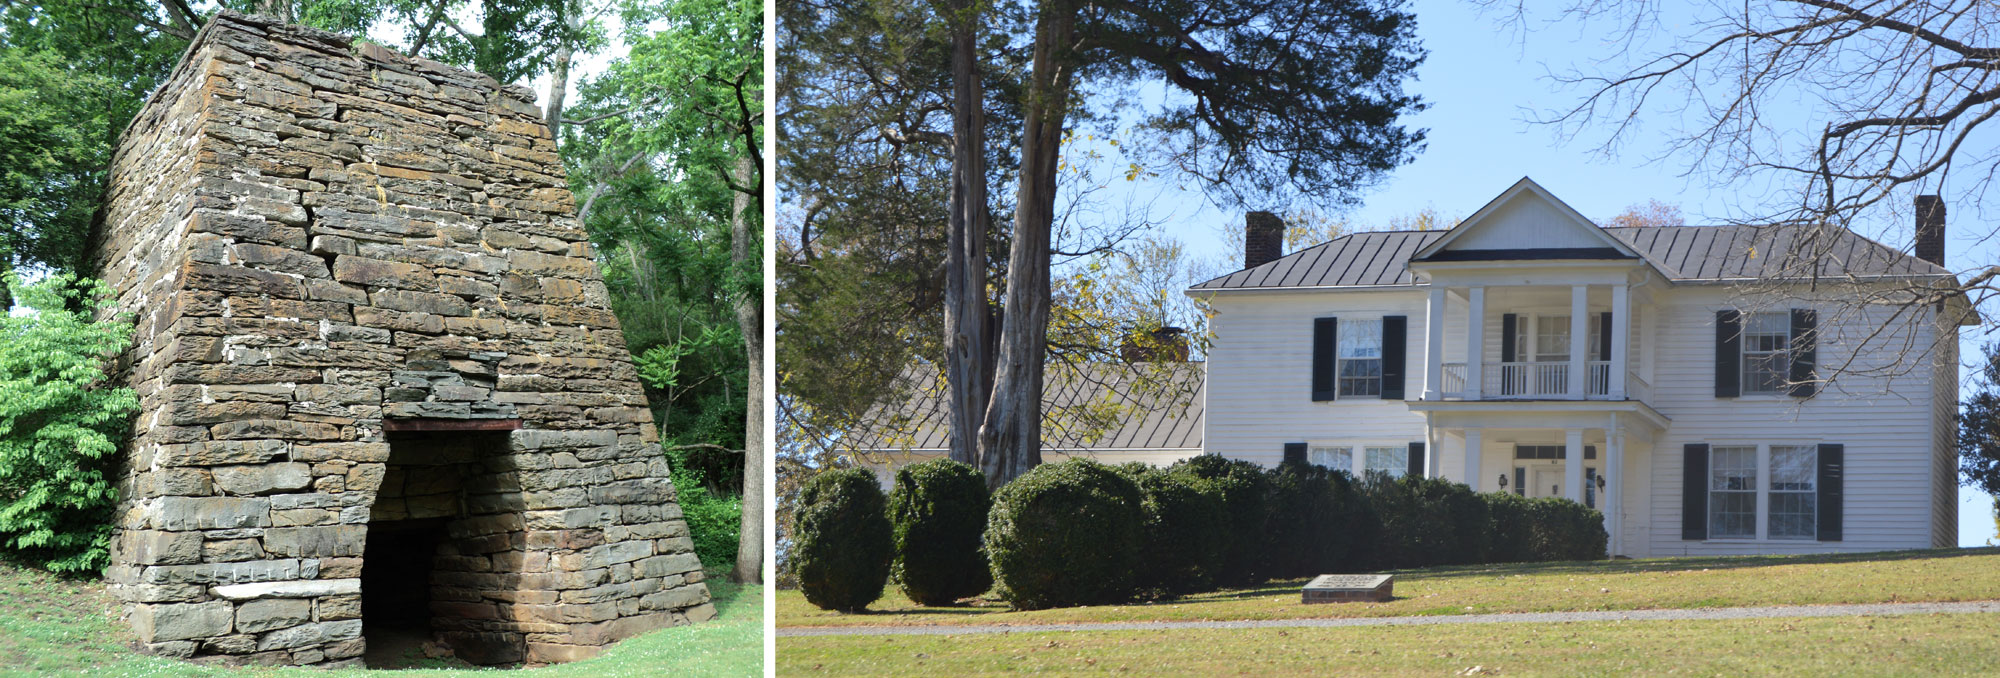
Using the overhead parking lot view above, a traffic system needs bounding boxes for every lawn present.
[0,562,762,678]
[778,546,2000,627]
[779,613,2000,676]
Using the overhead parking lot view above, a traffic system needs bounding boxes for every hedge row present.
[791,457,1607,612]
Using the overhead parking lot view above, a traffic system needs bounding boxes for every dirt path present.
[777,600,2000,637]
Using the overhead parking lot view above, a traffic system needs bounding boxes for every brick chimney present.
[1245,211,1285,270]
[1120,327,1190,363]
[1915,195,1946,266]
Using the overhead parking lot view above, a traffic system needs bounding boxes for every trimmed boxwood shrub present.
[1167,455,1271,586]
[1482,491,1536,564]
[791,467,894,611]
[1115,463,1228,596]
[985,459,1144,609]
[1522,496,1608,561]
[1260,462,1371,579]
[888,459,992,605]
[1359,474,1491,569]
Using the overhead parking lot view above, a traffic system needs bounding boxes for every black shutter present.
[1380,315,1407,400]
[1790,309,1817,398]
[1715,310,1741,398]
[1407,442,1425,478]
[1500,313,1518,362]
[1683,443,1709,540]
[1311,317,1337,401]
[1283,442,1307,467]
[1598,312,1613,361]
[1818,443,1843,541]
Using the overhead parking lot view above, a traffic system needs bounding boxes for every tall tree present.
[939,0,995,468]
[565,0,763,582]
[974,0,1428,486]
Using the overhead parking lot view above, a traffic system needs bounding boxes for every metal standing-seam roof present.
[1189,224,1950,291]
[840,363,1205,453]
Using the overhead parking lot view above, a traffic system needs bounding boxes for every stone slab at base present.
[1301,574,1394,604]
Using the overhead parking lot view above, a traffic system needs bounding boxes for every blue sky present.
[1069,0,1998,546]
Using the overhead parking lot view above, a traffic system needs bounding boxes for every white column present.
[1607,416,1624,556]
[1424,286,1446,400]
[1611,283,1630,399]
[1426,426,1440,479]
[1568,284,1588,398]
[1564,428,1585,503]
[1466,286,1485,399]
[1463,428,1484,491]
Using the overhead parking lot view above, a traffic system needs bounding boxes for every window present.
[1514,315,1571,362]
[1584,468,1597,509]
[1364,446,1406,478]
[1768,445,1818,539]
[1337,318,1382,397]
[1708,446,1758,538]
[1512,445,1597,460]
[1741,312,1791,394]
[1309,446,1352,473]
[1588,312,1609,361]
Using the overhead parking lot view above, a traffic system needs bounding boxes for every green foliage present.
[1115,463,1226,597]
[1166,455,1270,586]
[1519,496,1608,562]
[0,275,137,573]
[0,45,143,282]
[887,459,991,605]
[1260,462,1373,579]
[1960,343,2000,498]
[984,459,1143,610]
[1358,475,1487,569]
[791,468,893,612]
[673,483,741,571]
[1482,491,1537,564]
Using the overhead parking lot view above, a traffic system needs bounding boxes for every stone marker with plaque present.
[1301,574,1394,603]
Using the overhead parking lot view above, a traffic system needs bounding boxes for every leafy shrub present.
[985,459,1143,609]
[1358,475,1490,569]
[888,459,991,605]
[1481,491,1536,564]
[1166,455,1270,586]
[1260,462,1371,579]
[791,467,893,611]
[676,484,742,570]
[1522,496,1608,561]
[0,275,137,573]
[1115,463,1227,596]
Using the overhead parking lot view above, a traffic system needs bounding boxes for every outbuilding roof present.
[840,362,1205,453]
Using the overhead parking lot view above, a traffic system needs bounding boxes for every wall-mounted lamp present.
[1595,475,1607,490]
[1497,474,1509,489]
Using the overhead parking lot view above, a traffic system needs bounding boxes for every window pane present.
[1770,445,1816,491]
[1338,357,1381,396]
[1536,315,1570,359]
[1310,446,1352,471]
[1339,319,1382,359]
[1709,446,1757,538]
[1746,311,1790,335]
[1365,446,1406,478]
[1769,491,1817,539]
[1741,312,1791,394]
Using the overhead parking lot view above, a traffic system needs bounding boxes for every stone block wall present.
[88,11,712,667]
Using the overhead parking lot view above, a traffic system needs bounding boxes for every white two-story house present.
[1193,178,1970,558]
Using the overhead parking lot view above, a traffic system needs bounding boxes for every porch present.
[1419,282,1655,403]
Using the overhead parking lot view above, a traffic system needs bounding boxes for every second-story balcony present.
[1440,361,1634,400]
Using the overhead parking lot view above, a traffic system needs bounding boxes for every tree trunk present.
[545,6,575,143]
[942,0,992,468]
[256,0,292,22]
[729,155,764,584]
[979,2,1076,489]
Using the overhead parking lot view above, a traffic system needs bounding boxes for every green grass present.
[0,562,762,678]
[778,546,2000,627]
[779,613,2000,676]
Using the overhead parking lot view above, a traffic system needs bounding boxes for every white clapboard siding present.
[1204,290,1429,466]
[1639,287,1945,557]
[1931,324,1959,548]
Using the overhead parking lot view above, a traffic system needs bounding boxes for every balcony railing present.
[1437,361,1615,400]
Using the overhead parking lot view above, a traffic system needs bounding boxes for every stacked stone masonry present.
[88,11,712,667]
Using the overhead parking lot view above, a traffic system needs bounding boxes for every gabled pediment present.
[1413,177,1641,262]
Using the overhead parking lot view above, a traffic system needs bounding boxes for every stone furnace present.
[88,12,713,667]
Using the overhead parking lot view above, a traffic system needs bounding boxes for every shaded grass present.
[778,612,2000,676]
[778,546,2000,627]
[0,562,761,678]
